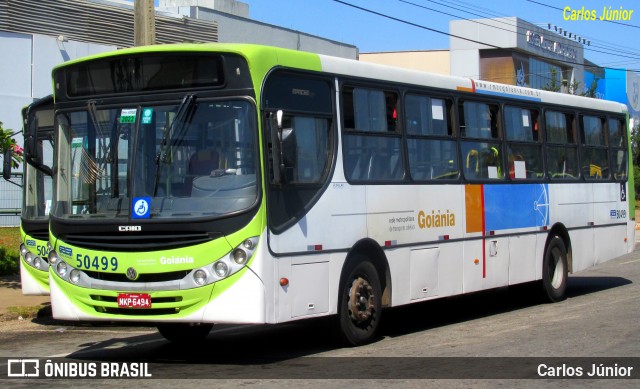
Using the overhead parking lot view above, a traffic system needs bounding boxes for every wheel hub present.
[348,277,375,323]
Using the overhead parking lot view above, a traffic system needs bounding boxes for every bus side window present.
[608,117,628,180]
[546,110,579,180]
[405,94,458,180]
[580,115,608,180]
[504,106,543,180]
[343,86,403,182]
[459,100,503,180]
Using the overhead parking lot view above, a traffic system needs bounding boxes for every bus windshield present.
[53,98,258,220]
[23,106,54,223]
[23,146,53,222]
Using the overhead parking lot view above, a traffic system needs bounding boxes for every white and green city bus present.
[3,96,54,295]
[42,44,635,345]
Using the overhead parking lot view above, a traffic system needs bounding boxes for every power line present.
[450,0,509,19]
[524,0,640,61]
[409,0,640,61]
[332,0,640,72]
[444,0,640,60]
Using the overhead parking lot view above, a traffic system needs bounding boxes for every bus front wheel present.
[540,235,568,302]
[157,323,213,342]
[338,259,382,346]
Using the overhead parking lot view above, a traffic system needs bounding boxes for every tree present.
[631,122,640,165]
[582,78,599,98]
[0,121,23,170]
[631,121,640,199]
[542,67,562,92]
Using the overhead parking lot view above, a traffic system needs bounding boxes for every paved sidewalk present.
[0,274,50,318]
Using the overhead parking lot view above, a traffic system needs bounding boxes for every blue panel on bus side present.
[483,184,549,231]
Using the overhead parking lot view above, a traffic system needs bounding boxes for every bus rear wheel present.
[157,323,213,342]
[540,235,568,302]
[338,259,382,346]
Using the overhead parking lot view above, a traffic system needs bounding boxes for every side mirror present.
[269,110,297,185]
[2,148,13,181]
[23,96,54,177]
[281,127,297,174]
[24,125,38,163]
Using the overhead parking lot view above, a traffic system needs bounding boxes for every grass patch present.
[0,227,21,275]
[6,305,42,319]
[0,304,50,322]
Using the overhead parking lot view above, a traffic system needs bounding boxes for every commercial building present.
[361,17,586,90]
[360,16,639,136]
[0,0,356,225]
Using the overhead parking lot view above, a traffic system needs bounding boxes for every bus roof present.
[53,43,627,114]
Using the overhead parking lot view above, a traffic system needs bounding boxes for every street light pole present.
[134,0,156,46]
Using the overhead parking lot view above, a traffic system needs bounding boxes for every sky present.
[146,0,640,70]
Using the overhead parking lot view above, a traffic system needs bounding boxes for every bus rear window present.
[63,54,225,97]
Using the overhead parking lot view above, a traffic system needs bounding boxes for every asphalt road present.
[1,245,639,388]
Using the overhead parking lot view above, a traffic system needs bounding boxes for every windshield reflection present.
[53,99,258,220]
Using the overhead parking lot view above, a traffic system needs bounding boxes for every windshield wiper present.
[153,94,197,197]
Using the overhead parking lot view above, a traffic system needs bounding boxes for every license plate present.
[117,293,152,308]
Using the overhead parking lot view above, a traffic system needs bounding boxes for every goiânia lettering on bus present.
[160,256,195,265]
[418,209,456,229]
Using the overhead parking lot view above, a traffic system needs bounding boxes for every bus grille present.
[59,232,214,252]
[30,231,50,241]
[84,270,190,283]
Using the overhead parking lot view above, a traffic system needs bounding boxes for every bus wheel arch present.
[540,224,571,302]
[345,239,392,307]
[547,224,573,274]
[336,239,391,346]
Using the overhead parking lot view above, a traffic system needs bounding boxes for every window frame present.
[544,108,580,181]
[579,113,609,181]
[458,98,504,182]
[341,83,404,183]
[404,92,459,182]
[607,115,628,182]
[503,104,544,181]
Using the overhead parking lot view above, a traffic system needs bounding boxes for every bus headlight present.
[232,248,248,265]
[213,261,229,278]
[56,261,68,277]
[34,257,42,269]
[20,245,29,258]
[48,250,60,265]
[229,236,258,266]
[191,236,259,286]
[25,252,34,264]
[69,269,81,284]
[193,269,208,285]
[242,239,254,250]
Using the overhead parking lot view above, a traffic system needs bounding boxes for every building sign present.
[526,31,577,61]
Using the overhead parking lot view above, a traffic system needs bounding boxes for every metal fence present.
[0,172,22,227]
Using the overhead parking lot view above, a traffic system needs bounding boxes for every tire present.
[337,259,382,346]
[157,323,213,342]
[540,235,568,302]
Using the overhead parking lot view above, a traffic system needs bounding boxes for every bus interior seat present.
[185,149,220,195]
[189,149,220,175]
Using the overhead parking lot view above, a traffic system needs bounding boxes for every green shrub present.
[635,165,640,199]
[0,246,19,275]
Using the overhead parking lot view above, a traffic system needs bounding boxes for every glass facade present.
[529,57,565,90]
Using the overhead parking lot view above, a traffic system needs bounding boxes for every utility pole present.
[134,0,156,46]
